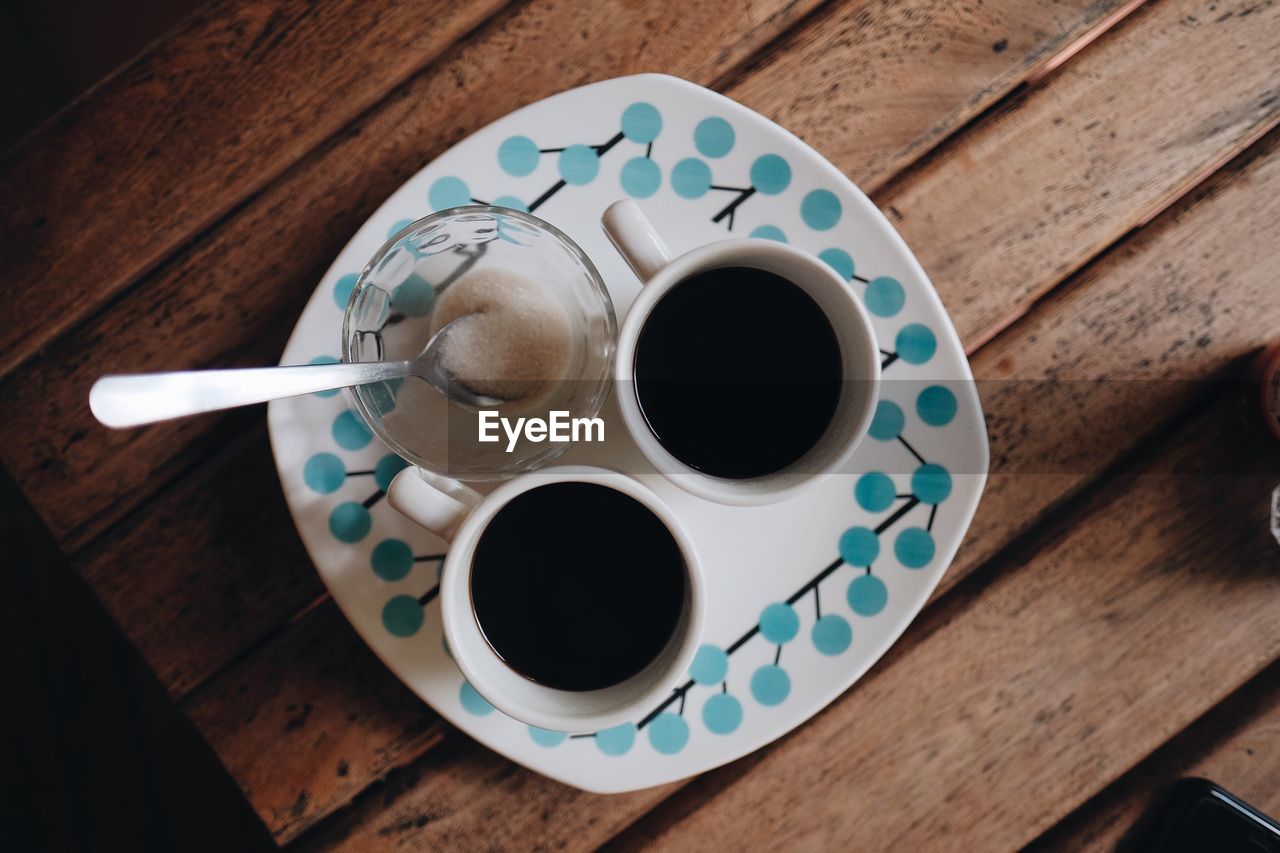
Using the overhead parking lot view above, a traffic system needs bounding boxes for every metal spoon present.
[90,316,504,429]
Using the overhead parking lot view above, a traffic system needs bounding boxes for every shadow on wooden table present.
[0,467,276,852]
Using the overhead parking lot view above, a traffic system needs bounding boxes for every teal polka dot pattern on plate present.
[374,454,408,491]
[498,135,540,176]
[865,276,905,317]
[428,176,470,210]
[595,723,637,756]
[811,614,853,655]
[391,274,435,317]
[303,452,345,494]
[855,471,896,512]
[896,323,937,365]
[689,644,729,685]
[912,463,952,505]
[332,410,373,450]
[381,594,423,637]
[671,158,712,198]
[332,273,358,310]
[330,502,372,543]
[750,154,791,195]
[749,225,787,242]
[759,603,800,644]
[702,693,743,734]
[366,380,399,415]
[387,218,414,239]
[621,102,662,143]
[918,385,958,427]
[648,713,689,755]
[694,117,734,158]
[800,189,842,230]
[371,538,413,581]
[819,248,855,281]
[496,223,523,245]
[750,664,791,706]
[459,681,494,716]
[558,144,600,185]
[838,526,880,566]
[529,727,567,747]
[308,356,341,397]
[895,527,936,569]
[869,400,905,441]
[620,156,662,198]
[847,574,888,616]
[491,195,529,212]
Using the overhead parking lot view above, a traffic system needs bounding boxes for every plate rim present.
[267,72,989,793]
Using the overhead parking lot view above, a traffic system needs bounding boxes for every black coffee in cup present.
[470,482,685,692]
[633,266,842,479]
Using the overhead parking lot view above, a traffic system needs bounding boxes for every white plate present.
[268,74,988,793]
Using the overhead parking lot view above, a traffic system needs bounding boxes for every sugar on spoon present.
[89,316,505,429]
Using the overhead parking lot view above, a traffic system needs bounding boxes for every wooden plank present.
[297,733,678,851]
[277,113,1280,852]
[1028,664,1280,850]
[1,0,1141,759]
[0,0,824,554]
[876,0,1280,350]
[74,426,323,697]
[42,0,829,691]
[57,0,841,836]
[182,601,442,843]
[726,0,1147,194]
[942,162,1280,593]
[0,0,510,379]
[186,576,773,845]
[0,0,1141,556]
[110,0,1280,829]
[30,0,1269,835]
[606,396,1279,848]
[185,601,676,844]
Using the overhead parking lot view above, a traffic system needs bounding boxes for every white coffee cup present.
[601,199,881,506]
[386,464,705,733]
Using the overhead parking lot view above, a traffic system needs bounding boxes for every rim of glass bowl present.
[340,204,618,479]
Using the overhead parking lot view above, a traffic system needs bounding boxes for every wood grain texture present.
[72,0,1280,835]
[13,0,1278,847]
[278,120,1280,853]
[1028,663,1280,850]
[611,390,1279,850]
[0,0,509,379]
[0,0,828,555]
[73,426,324,697]
[944,122,1280,599]
[182,601,442,843]
[295,737,681,851]
[0,0,831,755]
[726,0,1143,194]
[42,0,835,834]
[0,0,1137,755]
[877,0,1280,349]
[0,0,1141,557]
[53,0,829,665]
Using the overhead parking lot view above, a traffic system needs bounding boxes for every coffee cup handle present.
[387,467,483,543]
[602,199,671,283]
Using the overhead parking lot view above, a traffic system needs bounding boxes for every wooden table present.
[4,0,1279,848]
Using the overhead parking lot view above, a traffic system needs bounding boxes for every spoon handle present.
[90,360,414,428]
